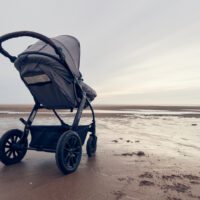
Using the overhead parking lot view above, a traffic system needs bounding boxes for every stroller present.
[0,31,97,174]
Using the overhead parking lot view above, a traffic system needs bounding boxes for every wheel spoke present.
[8,139,13,144]
[16,150,22,155]
[64,152,71,165]
[7,150,12,158]
[11,151,15,158]
[15,151,19,156]
[13,151,17,158]
[5,148,11,154]
[72,146,80,151]
[11,135,15,143]
[64,147,70,151]
[69,156,74,167]
[66,156,72,167]
[73,151,80,155]
[7,140,12,145]
[71,156,77,167]
[14,136,18,143]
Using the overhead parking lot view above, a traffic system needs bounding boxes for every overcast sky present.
[1,0,200,105]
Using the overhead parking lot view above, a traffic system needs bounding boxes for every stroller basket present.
[29,125,89,151]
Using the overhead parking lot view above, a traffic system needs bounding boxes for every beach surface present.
[0,105,200,200]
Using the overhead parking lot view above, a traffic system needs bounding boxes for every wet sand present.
[0,105,200,200]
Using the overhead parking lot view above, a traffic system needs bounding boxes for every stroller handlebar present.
[0,31,65,63]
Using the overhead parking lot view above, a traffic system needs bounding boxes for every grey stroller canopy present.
[0,31,96,109]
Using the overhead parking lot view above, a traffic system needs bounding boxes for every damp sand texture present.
[0,105,200,200]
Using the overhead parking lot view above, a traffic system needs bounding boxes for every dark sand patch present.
[182,175,200,180]
[139,180,155,186]
[190,181,200,185]
[137,151,145,156]
[120,151,145,157]
[121,152,134,156]
[191,123,197,126]
[161,183,190,193]
[162,175,182,180]
[139,172,153,178]
[117,178,126,182]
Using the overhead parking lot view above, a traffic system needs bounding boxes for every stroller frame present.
[0,31,97,174]
[21,95,96,153]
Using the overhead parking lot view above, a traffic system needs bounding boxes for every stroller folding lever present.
[19,118,27,125]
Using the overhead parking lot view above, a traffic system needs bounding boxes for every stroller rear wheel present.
[0,129,28,165]
[56,130,82,174]
[86,135,97,157]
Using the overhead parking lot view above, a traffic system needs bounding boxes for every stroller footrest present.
[28,146,56,153]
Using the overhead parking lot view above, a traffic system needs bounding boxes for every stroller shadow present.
[0,151,116,200]
[0,152,98,182]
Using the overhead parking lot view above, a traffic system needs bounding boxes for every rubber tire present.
[86,135,97,157]
[0,129,28,165]
[56,130,82,174]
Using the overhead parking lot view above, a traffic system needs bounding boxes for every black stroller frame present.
[21,95,95,152]
[0,31,97,174]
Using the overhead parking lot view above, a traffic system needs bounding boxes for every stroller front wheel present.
[86,135,97,157]
[0,129,28,165]
[56,130,82,174]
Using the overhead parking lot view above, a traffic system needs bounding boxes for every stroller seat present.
[14,35,96,109]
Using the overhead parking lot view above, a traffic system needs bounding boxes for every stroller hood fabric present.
[14,35,97,109]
